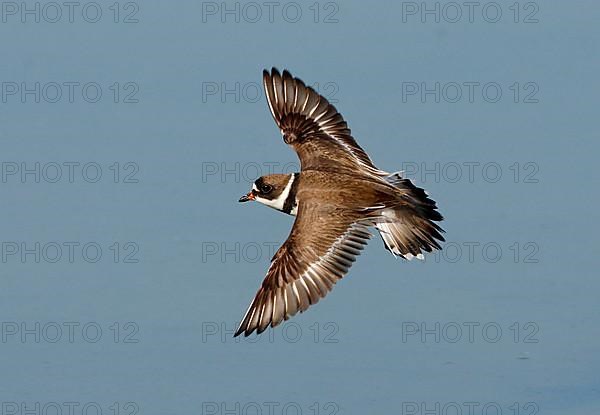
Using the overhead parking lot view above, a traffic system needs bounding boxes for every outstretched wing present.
[263,68,387,177]
[234,202,372,337]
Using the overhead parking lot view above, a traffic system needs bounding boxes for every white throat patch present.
[255,174,295,212]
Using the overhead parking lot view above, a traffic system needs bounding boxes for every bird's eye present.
[260,184,272,194]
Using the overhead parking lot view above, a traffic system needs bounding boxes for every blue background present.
[0,1,599,414]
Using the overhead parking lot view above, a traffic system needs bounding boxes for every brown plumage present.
[235,68,445,337]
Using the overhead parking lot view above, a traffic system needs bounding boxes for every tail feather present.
[375,172,445,260]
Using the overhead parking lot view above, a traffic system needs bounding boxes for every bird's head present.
[239,174,296,212]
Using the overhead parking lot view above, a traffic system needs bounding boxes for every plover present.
[235,68,444,336]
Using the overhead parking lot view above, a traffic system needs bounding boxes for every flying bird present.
[235,68,444,337]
